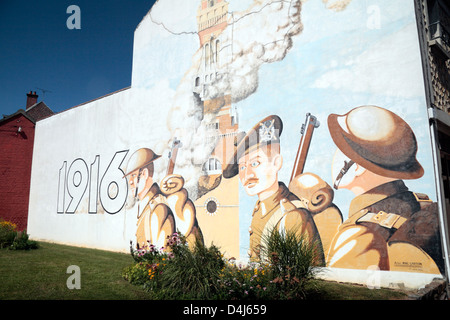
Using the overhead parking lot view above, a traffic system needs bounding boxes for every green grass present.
[0,241,408,300]
[0,242,153,300]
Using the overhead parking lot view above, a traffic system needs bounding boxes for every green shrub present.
[0,219,17,248]
[0,220,38,250]
[154,234,225,299]
[124,233,225,299]
[123,228,322,300]
[215,260,273,299]
[259,226,323,299]
[125,240,169,291]
[9,231,39,250]
[122,262,153,286]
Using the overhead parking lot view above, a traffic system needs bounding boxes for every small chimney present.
[26,91,38,109]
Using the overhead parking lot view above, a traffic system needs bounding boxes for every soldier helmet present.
[122,148,161,177]
[328,105,423,179]
[223,115,283,179]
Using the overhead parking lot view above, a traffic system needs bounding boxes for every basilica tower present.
[194,0,241,259]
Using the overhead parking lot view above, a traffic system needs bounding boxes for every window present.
[215,40,220,65]
[205,43,210,68]
[205,197,219,216]
[203,157,222,173]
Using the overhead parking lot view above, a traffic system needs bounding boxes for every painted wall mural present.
[28,0,445,285]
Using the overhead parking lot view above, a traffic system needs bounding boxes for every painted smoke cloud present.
[205,0,303,103]
[150,0,353,198]
[150,0,305,198]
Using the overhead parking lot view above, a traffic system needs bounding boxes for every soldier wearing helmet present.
[326,105,443,274]
[223,115,323,262]
[123,148,175,250]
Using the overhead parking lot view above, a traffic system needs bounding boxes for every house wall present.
[28,0,446,289]
[0,114,35,230]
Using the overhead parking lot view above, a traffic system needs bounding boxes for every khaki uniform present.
[326,180,443,274]
[248,182,323,262]
[136,178,204,250]
[136,183,175,249]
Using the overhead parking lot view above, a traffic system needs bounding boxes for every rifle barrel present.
[290,114,319,182]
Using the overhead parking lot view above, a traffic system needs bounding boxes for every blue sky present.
[0,0,156,116]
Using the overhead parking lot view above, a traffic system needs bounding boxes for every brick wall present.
[0,114,35,230]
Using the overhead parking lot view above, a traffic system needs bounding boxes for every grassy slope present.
[0,242,152,300]
[0,241,407,300]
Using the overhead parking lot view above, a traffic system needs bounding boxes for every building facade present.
[27,0,450,290]
[0,92,53,230]
[416,0,450,290]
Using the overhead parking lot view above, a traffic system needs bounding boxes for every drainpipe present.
[428,107,450,298]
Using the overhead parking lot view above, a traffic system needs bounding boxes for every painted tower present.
[194,0,241,259]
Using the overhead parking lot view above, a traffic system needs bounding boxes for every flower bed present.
[122,228,322,300]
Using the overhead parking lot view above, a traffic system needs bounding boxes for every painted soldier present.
[123,148,175,249]
[326,105,443,274]
[123,147,203,250]
[223,115,323,262]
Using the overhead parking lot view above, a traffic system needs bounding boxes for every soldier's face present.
[238,147,281,199]
[128,168,152,200]
[332,148,368,193]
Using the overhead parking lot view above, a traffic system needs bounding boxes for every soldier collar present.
[348,180,408,218]
[137,183,161,218]
[253,182,290,217]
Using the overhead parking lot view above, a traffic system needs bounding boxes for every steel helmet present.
[123,148,161,177]
[328,105,424,179]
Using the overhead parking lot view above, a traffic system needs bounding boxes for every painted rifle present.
[289,113,320,182]
[166,137,182,175]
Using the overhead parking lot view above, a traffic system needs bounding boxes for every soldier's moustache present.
[244,178,259,187]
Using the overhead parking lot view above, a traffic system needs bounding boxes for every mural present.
[326,106,443,274]
[28,0,445,285]
[122,147,203,250]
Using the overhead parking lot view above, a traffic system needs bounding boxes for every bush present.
[9,231,39,250]
[0,220,38,250]
[122,262,154,286]
[125,239,169,291]
[123,228,322,300]
[259,226,323,299]
[159,237,224,299]
[0,219,17,248]
[124,233,225,299]
[215,260,273,299]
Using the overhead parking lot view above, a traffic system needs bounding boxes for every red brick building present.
[0,91,54,230]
